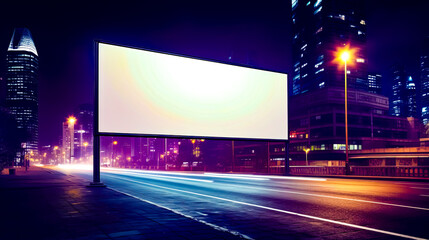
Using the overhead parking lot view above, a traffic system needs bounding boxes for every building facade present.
[291,0,367,95]
[368,73,382,94]
[289,87,421,164]
[5,28,39,158]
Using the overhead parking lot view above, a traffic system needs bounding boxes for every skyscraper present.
[391,64,406,117]
[5,28,39,157]
[291,0,367,95]
[406,76,417,118]
[390,65,418,118]
[420,37,429,125]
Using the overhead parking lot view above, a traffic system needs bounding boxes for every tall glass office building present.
[421,37,429,124]
[291,0,367,95]
[6,28,39,157]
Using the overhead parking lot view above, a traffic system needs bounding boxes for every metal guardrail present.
[289,166,346,175]
[351,166,429,177]
[271,166,429,178]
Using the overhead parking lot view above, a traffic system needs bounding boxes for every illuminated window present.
[292,0,298,9]
[315,68,324,74]
[315,61,323,68]
[314,0,322,7]
[314,6,322,14]
[356,58,365,63]
[360,20,366,25]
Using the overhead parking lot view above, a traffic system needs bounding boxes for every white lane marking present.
[108,175,426,240]
[233,185,429,211]
[204,173,326,181]
[104,170,213,183]
[201,174,270,181]
[421,195,429,197]
[412,187,429,190]
[103,168,269,181]
[107,187,254,240]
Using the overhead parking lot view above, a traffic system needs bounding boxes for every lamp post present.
[67,116,76,164]
[83,142,88,163]
[53,146,59,165]
[337,48,353,175]
[303,148,310,166]
[112,140,117,167]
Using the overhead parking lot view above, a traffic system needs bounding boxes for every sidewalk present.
[0,167,241,240]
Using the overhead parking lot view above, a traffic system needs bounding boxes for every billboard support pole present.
[284,141,290,176]
[89,134,105,187]
[89,41,105,187]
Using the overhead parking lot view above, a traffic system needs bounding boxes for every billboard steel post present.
[89,42,105,187]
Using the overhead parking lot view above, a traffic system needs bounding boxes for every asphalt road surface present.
[54,165,429,240]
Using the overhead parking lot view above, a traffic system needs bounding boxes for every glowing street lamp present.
[303,148,310,166]
[83,142,88,162]
[112,140,118,167]
[335,45,356,175]
[67,116,77,164]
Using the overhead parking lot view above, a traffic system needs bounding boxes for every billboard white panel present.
[98,43,288,140]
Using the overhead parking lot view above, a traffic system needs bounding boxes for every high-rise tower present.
[5,28,39,156]
[420,37,429,124]
[291,0,367,95]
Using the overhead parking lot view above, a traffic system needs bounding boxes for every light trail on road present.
[51,166,429,240]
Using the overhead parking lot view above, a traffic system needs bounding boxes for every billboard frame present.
[90,40,289,186]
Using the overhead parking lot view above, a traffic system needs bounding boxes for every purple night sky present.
[0,0,428,146]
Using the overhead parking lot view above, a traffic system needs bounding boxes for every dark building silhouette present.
[421,37,429,124]
[291,0,367,95]
[5,28,39,158]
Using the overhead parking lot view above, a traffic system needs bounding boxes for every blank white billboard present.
[98,43,288,140]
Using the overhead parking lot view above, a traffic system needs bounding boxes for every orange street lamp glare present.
[340,51,350,62]
[67,116,76,125]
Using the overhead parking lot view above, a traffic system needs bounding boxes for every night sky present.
[0,0,428,147]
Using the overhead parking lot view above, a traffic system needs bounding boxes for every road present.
[54,165,429,240]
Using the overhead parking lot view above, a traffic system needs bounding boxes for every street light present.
[67,116,77,164]
[112,140,118,167]
[335,45,356,175]
[83,142,88,163]
[303,148,310,166]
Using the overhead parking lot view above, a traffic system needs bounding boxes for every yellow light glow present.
[340,51,350,62]
[113,141,118,145]
[191,139,196,144]
[304,148,310,153]
[67,116,77,125]
[53,146,59,150]
[83,142,88,147]
[333,44,358,68]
